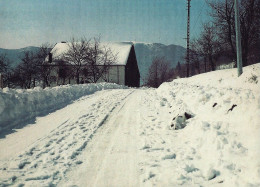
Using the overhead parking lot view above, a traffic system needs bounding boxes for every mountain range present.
[0,43,186,84]
[0,46,40,68]
[134,43,186,82]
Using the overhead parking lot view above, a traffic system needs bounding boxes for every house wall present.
[47,66,76,87]
[47,65,126,87]
[49,66,59,87]
[102,66,125,85]
[125,46,140,87]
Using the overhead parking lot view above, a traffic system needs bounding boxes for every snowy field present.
[0,64,259,186]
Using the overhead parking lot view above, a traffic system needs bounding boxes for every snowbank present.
[174,63,260,90]
[0,83,127,132]
[154,63,260,186]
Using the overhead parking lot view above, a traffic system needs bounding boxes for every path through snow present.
[0,64,259,186]
[0,89,135,186]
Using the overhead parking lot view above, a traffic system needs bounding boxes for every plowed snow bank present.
[0,83,127,131]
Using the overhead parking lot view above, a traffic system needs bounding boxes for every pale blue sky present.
[0,0,210,49]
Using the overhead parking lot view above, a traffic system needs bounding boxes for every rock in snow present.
[170,112,194,130]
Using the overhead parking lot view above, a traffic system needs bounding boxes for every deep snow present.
[0,83,127,133]
[0,63,259,186]
[154,63,260,186]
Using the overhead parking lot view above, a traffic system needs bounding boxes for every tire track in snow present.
[0,89,134,186]
[58,90,141,187]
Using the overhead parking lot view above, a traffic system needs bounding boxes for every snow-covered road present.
[0,64,260,186]
[59,89,176,187]
[0,88,180,186]
[60,89,142,186]
[0,89,139,186]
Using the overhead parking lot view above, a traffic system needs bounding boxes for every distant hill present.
[0,43,186,84]
[0,46,39,68]
[134,43,186,83]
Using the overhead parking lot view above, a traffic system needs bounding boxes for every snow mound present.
[153,63,260,186]
[0,83,127,132]
[173,63,260,90]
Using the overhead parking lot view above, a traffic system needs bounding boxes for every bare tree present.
[0,54,9,73]
[208,0,260,66]
[196,23,221,71]
[85,37,117,83]
[7,44,53,89]
[9,66,24,88]
[12,51,37,89]
[0,54,11,87]
[8,52,32,89]
[62,37,117,84]
[145,57,172,88]
[190,39,202,75]
[35,43,53,88]
[62,37,91,84]
[99,46,117,82]
[85,37,102,83]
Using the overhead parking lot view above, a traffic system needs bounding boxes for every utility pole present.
[234,0,243,76]
[186,0,191,77]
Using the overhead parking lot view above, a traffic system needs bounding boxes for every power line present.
[191,1,206,39]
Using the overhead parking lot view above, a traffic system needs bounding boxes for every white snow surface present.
[50,42,133,65]
[0,63,259,186]
[0,83,127,132]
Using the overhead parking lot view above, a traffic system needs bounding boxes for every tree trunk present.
[209,55,215,71]
[226,12,236,61]
[76,75,79,84]
[204,57,207,73]
[33,78,36,88]
[242,38,249,66]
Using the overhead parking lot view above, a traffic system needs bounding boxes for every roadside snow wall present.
[0,83,127,132]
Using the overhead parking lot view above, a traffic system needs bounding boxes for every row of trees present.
[144,57,187,88]
[145,57,174,88]
[0,37,117,89]
[189,0,260,76]
[0,43,52,89]
[145,0,260,88]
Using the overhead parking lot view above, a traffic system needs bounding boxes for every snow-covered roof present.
[49,42,133,65]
